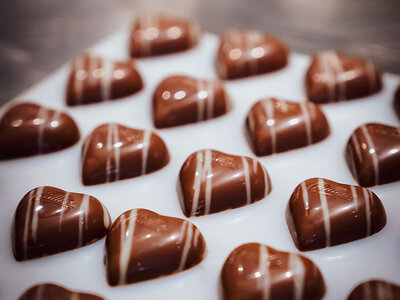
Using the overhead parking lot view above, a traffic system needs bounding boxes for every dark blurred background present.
[1,0,399,105]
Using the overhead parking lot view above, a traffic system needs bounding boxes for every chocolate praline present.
[347,279,400,300]
[12,186,111,261]
[221,243,326,300]
[105,208,207,286]
[0,102,80,160]
[345,123,400,187]
[286,178,387,251]
[178,149,272,217]
[394,84,400,119]
[18,283,104,300]
[153,75,231,128]
[129,15,200,57]
[246,97,330,156]
[306,51,383,103]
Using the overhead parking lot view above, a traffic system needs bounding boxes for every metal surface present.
[0,0,399,105]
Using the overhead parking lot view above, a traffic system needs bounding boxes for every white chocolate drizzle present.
[22,190,35,259]
[261,164,270,197]
[119,209,137,284]
[288,253,305,300]
[101,58,115,101]
[263,98,277,153]
[73,55,86,104]
[203,150,213,215]
[70,293,78,300]
[206,81,215,119]
[191,151,203,215]
[350,185,358,210]
[318,52,336,102]
[141,130,151,175]
[178,222,193,271]
[112,124,121,181]
[318,179,331,247]
[58,192,70,231]
[301,181,310,211]
[78,194,90,247]
[193,227,201,247]
[351,134,363,162]
[106,124,113,182]
[36,107,48,154]
[35,284,44,299]
[196,80,206,121]
[100,202,110,229]
[300,102,313,145]
[191,150,213,215]
[326,51,346,100]
[241,157,252,205]
[31,186,44,242]
[363,188,372,236]
[361,125,379,185]
[258,244,270,300]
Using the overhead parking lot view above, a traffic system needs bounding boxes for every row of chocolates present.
[66,14,386,106]
[1,102,399,188]
[11,184,395,299]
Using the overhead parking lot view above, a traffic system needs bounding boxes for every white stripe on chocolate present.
[376,281,388,299]
[70,293,78,300]
[351,134,363,162]
[197,80,206,121]
[318,179,331,247]
[252,158,258,173]
[193,227,201,247]
[363,281,372,299]
[301,181,310,211]
[36,107,48,154]
[288,253,305,300]
[261,164,270,197]
[139,15,157,56]
[300,102,313,145]
[191,151,204,215]
[263,99,277,153]
[31,186,44,242]
[258,245,270,300]
[206,81,215,119]
[178,222,193,271]
[73,55,86,104]
[35,284,44,300]
[106,124,113,183]
[241,157,252,205]
[247,31,263,74]
[58,192,70,231]
[22,190,35,259]
[100,202,110,229]
[326,51,346,100]
[203,149,213,215]
[78,194,90,247]
[365,61,377,93]
[119,210,138,284]
[111,124,120,181]
[141,130,151,175]
[101,59,114,101]
[363,188,372,236]
[350,185,358,209]
[318,52,336,102]
[361,125,379,185]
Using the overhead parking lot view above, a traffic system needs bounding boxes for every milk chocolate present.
[82,124,169,185]
[246,98,330,156]
[221,243,326,300]
[216,29,288,80]
[394,84,400,119]
[105,208,206,286]
[345,123,400,187]
[178,149,272,217]
[0,103,80,160]
[153,75,231,128]
[129,15,200,57]
[347,280,400,300]
[19,283,104,300]
[66,53,143,106]
[286,178,387,251]
[306,51,382,103]
[12,186,111,261]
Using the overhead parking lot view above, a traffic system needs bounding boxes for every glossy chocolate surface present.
[345,123,400,187]
[286,178,387,251]
[12,186,111,261]
[129,15,199,57]
[153,75,231,128]
[246,98,330,156]
[0,102,80,160]
[306,51,383,103]
[82,123,169,185]
[105,208,206,286]
[394,84,400,119]
[178,149,271,217]
[221,243,326,300]
[66,53,143,106]
[216,29,288,80]
[19,283,104,300]
[347,280,400,300]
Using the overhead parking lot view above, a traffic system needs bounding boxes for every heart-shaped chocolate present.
[82,124,170,185]
[178,149,272,217]
[0,102,80,160]
[394,84,400,119]
[105,208,207,286]
[286,178,387,251]
[347,280,400,300]
[221,243,326,300]
[306,51,383,103]
[18,283,104,300]
[12,186,111,261]
[153,75,231,128]
[216,29,288,80]
[66,53,144,106]
[129,14,200,57]
[246,98,330,156]
[345,123,400,187]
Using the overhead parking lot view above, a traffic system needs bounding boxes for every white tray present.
[1,28,399,300]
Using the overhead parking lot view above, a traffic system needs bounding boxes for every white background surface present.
[0,29,399,300]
